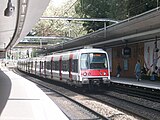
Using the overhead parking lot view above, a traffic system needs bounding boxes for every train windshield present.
[80,53,108,70]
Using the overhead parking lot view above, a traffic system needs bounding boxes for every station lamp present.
[4,0,15,17]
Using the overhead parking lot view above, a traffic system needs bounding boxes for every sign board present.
[122,47,131,58]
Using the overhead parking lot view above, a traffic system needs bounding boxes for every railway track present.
[14,67,160,120]
[110,83,160,102]
[70,82,160,119]
[37,84,107,120]
[13,69,108,120]
[80,81,160,120]
[84,90,160,120]
[13,68,139,120]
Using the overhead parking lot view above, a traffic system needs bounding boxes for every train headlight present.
[104,72,106,76]
[82,78,89,84]
[100,72,102,75]
[103,78,108,80]
[88,72,91,76]
[83,72,87,76]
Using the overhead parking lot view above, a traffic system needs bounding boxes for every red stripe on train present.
[81,69,109,76]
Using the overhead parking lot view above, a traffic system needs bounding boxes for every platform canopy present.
[43,8,160,53]
[0,0,50,51]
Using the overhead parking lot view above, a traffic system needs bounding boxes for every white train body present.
[17,48,110,86]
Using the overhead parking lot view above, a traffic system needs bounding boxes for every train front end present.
[79,49,110,87]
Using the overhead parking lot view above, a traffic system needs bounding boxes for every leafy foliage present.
[31,0,159,36]
[75,0,159,33]
[32,0,87,38]
[75,0,127,32]
[128,0,158,17]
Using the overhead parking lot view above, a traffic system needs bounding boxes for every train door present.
[28,61,30,73]
[35,61,37,75]
[44,61,46,77]
[25,61,27,72]
[41,61,44,76]
[59,56,62,80]
[26,61,28,72]
[51,57,53,78]
[40,61,41,76]
[29,61,31,73]
[69,54,73,80]
[26,62,27,72]
[24,61,26,71]
[31,61,33,73]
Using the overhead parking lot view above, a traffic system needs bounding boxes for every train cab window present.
[80,53,108,70]
[90,53,108,69]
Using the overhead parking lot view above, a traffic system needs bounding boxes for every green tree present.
[75,0,128,33]
[75,0,159,33]
[128,0,158,17]
[32,0,87,38]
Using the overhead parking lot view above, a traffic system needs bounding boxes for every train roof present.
[18,48,107,61]
[52,48,106,54]
[42,48,107,59]
[78,48,106,53]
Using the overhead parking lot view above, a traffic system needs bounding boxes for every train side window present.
[72,59,78,73]
[44,61,46,70]
[31,62,33,68]
[62,60,65,71]
[40,61,41,70]
[52,61,55,70]
[65,60,67,71]
[46,61,48,70]
[56,61,60,70]
[62,60,68,71]
[40,61,43,69]
[35,61,37,68]
[55,61,59,70]
[33,61,34,68]
[66,60,69,71]
[46,61,51,70]
[37,61,40,69]
[75,59,78,72]
[54,61,56,70]
[80,54,89,70]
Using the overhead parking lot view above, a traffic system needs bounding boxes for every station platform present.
[111,76,160,90]
[0,67,68,120]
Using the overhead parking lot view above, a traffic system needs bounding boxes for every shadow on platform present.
[0,69,12,115]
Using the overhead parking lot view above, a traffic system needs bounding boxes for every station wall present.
[109,43,144,78]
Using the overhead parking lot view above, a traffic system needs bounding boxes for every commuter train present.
[17,48,111,88]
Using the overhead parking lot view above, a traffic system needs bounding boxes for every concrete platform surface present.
[111,77,160,90]
[0,67,68,120]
